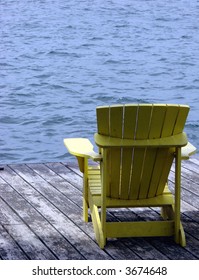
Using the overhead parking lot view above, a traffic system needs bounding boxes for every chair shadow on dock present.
[0,159,198,260]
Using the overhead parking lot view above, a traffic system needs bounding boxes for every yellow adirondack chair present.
[64,104,196,249]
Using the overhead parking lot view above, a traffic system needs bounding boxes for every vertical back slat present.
[120,105,138,199]
[110,148,121,198]
[123,105,138,139]
[141,105,167,198]
[161,105,179,137]
[173,106,190,134]
[135,105,153,139]
[156,148,174,195]
[147,149,171,197]
[109,106,123,198]
[109,105,123,137]
[96,104,189,201]
[120,148,133,199]
[138,149,157,199]
[97,106,110,135]
[129,148,145,199]
[148,105,167,139]
[129,105,152,198]
[102,148,111,198]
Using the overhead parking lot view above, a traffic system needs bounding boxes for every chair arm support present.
[63,138,102,161]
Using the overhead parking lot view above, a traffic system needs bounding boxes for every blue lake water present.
[0,0,198,164]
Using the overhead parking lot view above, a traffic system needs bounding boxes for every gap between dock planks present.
[0,163,110,260]
[0,159,198,260]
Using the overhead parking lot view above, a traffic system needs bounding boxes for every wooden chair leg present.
[83,199,89,222]
[89,198,106,249]
[83,159,89,222]
[174,147,183,245]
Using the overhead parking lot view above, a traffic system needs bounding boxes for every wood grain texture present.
[0,159,198,259]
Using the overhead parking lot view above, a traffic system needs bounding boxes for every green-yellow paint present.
[63,104,196,249]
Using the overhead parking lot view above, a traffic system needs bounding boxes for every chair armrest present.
[63,138,102,161]
[181,142,197,160]
[94,132,188,148]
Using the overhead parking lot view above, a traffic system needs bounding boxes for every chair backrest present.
[96,104,190,200]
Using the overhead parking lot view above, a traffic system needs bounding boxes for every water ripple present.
[0,0,198,163]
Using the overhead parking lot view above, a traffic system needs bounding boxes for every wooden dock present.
[0,158,198,260]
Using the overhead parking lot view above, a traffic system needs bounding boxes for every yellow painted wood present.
[88,189,105,248]
[83,158,89,222]
[91,192,174,208]
[128,148,146,199]
[148,104,167,139]
[96,106,110,135]
[100,149,108,246]
[109,105,123,137]
[63,138,101,161]
[77,157,85,173]
[106,221,174,238]
[99,151,109,198]
[138,149,157,199]
[120,148,133,199]
[135,104,152,139]
[181,142,197,159]
[156,149,174,196]
[110,148,121,198]
[174,147,181,244]
[147,149,170,197]
[161,105,179,137]
[123,104,138,139]
[64,138,93,157]
[173,105,189,134]
[179,224,186,246]
[63,103,197,249]
[94,132,188,148]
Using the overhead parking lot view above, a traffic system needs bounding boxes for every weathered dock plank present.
[0,174,82,260]
[15,164,144,260]
[0,224,29,260]
[0,165,109,260]
[27,163,83,208]
[0,159,198,260]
